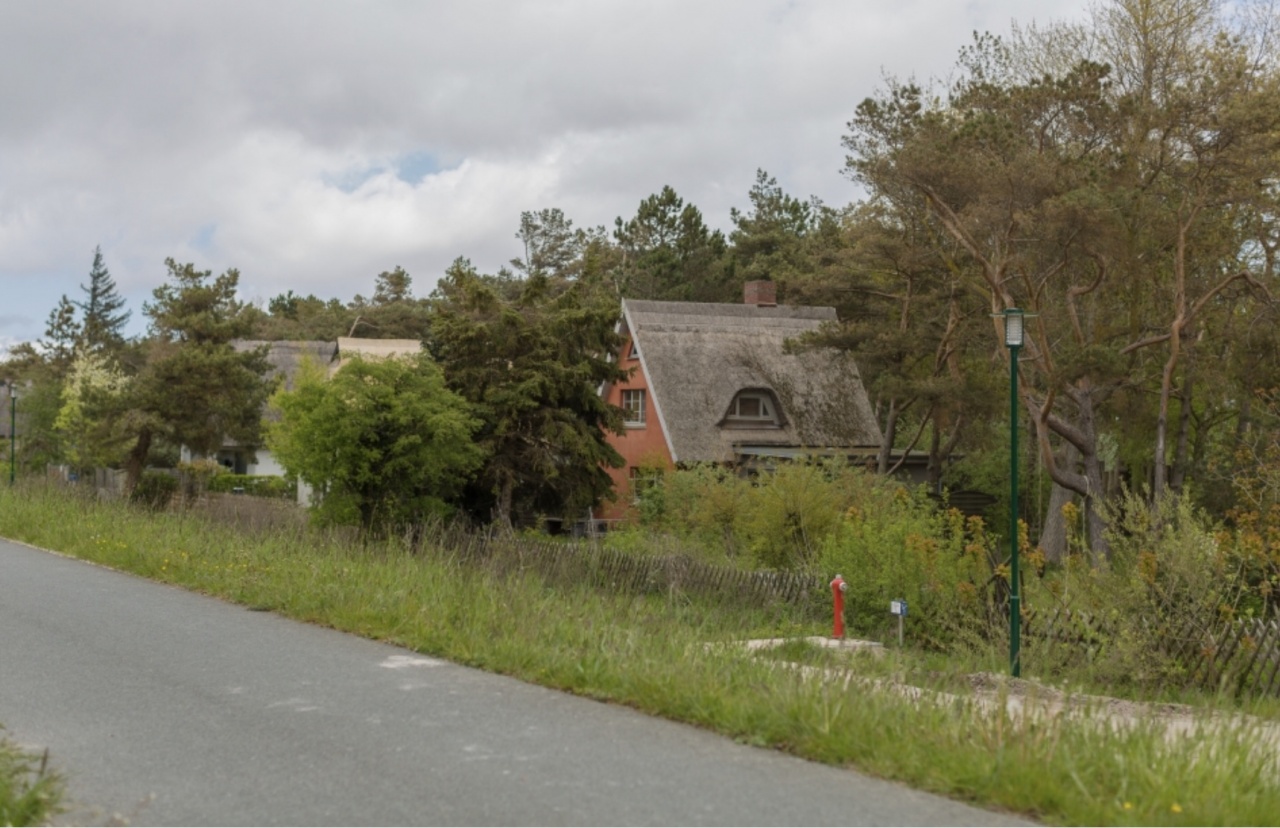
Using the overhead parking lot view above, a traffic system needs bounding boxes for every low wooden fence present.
[429,527,823,608]
[1026,607,1280,697]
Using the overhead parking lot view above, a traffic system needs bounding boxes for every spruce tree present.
[76,246,131,351]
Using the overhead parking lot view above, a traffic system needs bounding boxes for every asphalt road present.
[0,537,1026,826]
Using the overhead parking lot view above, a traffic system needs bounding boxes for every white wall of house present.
[245,450,285,477]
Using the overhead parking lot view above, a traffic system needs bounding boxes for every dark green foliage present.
[131,471,178,509]
[38,296,81,377]
[76,247,131,352]
[429,258,628,526]
[251,291,354,340]
[122,260,274,491]
[371,266,412,305]
[729,170,816,287]
[511,208,592,280]
[613,186,730,301]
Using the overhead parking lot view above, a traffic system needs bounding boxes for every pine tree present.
[76,247,131,352]
[39,295,82,375]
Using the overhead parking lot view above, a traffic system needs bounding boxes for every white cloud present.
[0,0,1090,344]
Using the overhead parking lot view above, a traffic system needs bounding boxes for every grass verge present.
[0,730,62,827]
[2,482,1277,826]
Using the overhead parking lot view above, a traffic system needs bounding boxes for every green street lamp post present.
[8,382,17,486]
[1004,309,1024,678]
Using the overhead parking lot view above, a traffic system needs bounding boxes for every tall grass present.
[2,481,1278,826]
[0,731,61,827]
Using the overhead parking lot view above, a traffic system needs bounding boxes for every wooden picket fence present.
[427,526,822,607]
[1025,607,1280,697]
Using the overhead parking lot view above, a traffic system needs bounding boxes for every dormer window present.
[724,390,781,427]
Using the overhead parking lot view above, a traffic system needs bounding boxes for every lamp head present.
[1003,308,1025,348]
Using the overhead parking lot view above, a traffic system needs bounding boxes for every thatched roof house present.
[594,282,882,522]
[621,299,881,463]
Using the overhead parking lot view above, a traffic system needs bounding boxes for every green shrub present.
[207,474,297,500]
[741,463,852,569]
[1023,490,1239,691]
[131,471,178,509]
[818,484,995,648]
[641,461,893,570]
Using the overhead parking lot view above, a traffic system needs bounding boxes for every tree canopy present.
[429,258,628,527]
[267,353,482,530]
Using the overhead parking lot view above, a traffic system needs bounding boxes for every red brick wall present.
[596,335,673,522]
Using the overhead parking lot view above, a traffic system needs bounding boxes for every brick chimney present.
[743,280,776,307]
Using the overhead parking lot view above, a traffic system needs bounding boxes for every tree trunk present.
[927,418,942,488]
[495,476,514,529]
[878,400,899,475]
[1075,388,1110,561]
[1170,372,1193,493]
[123,427,152,496]
[1038,443,1079,565]
[1035,380,1111,561]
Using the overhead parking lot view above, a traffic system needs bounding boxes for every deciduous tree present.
[267,354,482,531]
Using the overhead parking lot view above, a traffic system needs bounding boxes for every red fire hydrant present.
[830,574,848,639]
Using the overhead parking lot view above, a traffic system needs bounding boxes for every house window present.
[725,391,780,426]
[621,389,646,426]
[626,339,641,360]
[629,466,661,502]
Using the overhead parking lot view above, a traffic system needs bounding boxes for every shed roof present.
[622,300,881,464]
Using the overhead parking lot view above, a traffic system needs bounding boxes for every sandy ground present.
[741,636,1280,751]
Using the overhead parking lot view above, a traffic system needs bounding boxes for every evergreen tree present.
[76,247,131,351]
[429,258,627,527]
[121,259,273,491]
[613,186,730,301]
[371,267,413,305]
[729,170,816,287]
[39,295,81,376]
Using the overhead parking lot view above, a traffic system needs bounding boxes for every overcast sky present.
[0,0,1088,353]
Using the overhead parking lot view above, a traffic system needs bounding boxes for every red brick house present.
[594,282,883,523]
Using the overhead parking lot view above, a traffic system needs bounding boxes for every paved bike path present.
[0,538,1025,826]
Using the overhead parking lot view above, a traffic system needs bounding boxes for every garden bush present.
[207,474,296,500]
[130,471,178,509]
[818,484,996,648]
[640,461,895,570]
[1023,490,1248,691]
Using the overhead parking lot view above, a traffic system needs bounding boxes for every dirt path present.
[745,636,1280,751]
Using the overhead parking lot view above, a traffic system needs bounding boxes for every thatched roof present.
[335,337,422,358]
[622,299,881,464]
[232,340,336,391]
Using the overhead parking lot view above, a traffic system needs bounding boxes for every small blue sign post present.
[890,599,908,648]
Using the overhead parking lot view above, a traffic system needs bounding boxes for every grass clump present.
[2,481,1279,826]
[0,730,62,827]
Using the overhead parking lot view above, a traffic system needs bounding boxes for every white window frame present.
[621,389,646,426]
[629,465,661,503]
[726,391,780,425]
